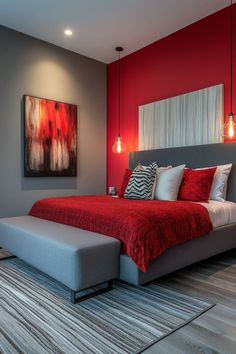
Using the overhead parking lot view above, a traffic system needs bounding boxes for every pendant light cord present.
[230,0,233,113]
[118,50,121,136]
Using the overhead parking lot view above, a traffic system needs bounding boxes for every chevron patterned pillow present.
[124,162,157,200]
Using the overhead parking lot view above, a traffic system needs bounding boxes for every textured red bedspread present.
[29,196,213,272]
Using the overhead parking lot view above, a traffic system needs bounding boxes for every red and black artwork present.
[24,95,77,177]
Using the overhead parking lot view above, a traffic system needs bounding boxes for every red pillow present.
[118,169,133,197]
[178,167,217,202]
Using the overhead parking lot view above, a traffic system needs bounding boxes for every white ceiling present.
[0,0,234,63]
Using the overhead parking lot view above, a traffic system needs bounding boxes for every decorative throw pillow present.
[154,165,185,200]
[118,169,133,197]
[124,162,157,200]
[136,163,166,197]
[196,164,232,202]
[178,167,217,202]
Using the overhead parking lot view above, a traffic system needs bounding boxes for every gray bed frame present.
[119,142,236,285]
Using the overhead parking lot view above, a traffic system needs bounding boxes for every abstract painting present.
[24,95,77,177]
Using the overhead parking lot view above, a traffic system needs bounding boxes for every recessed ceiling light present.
[64,28,73,36]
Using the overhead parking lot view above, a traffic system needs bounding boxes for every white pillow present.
[154,164,185,200]
[210,164,232,202]
[156,166,172,176]
[196,164,232,202]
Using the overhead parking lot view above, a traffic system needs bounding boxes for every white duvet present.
[199,200,236,229]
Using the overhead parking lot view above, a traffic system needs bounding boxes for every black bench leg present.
[0,255,16,261]
[0,248,16,261]
[71,280,113,304]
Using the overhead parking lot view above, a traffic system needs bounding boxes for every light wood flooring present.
[145,250,236,354]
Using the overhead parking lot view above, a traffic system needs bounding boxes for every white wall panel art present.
[139,84,223,151]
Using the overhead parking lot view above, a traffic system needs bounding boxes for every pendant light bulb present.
[224,113,235,139]
[112,135,126,154]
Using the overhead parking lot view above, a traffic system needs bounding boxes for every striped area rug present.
[0,258,214,354]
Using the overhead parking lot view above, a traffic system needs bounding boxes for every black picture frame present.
[24,95,77,177]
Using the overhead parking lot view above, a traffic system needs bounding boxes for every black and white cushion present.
[124,162,157,200]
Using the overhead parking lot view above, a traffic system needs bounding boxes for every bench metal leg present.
[0,255,16,261]
[0,248,16,261]
[71,280,113,304]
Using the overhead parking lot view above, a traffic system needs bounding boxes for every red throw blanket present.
[29,196,213,272]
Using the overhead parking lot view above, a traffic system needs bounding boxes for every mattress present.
[200,200,236,228]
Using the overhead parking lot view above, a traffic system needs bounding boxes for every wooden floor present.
[144,250,236,354]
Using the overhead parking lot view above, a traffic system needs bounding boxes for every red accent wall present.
[107,5,236,191]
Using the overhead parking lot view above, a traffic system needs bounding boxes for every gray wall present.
[0,25,107,218]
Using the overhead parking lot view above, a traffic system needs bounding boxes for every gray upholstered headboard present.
[129,142,236,202]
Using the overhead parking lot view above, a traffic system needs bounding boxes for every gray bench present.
[0,216,120,303]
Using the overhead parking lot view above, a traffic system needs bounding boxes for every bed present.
[119,142,236,285]
[1,142,236,293]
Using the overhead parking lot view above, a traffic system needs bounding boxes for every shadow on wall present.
[20,98,77,191]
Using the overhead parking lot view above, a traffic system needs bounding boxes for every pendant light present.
[112,46,126,154]
[224,0,235,139]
